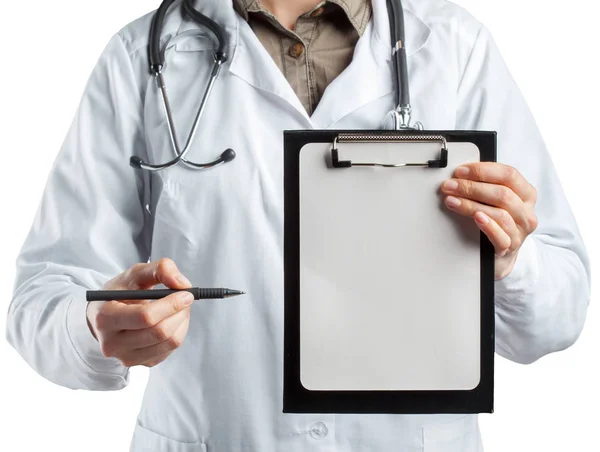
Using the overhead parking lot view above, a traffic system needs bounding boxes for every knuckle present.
[122,267,133,281]
[460,180,472,197]
[125,278,138,290]
[461,199,475,215]
[102,275,119,290]
[126,263,146,286]
[127,263,143,279]
[131,262,146,273]
[497,187,512,205]
[511,236,523,252]
[123,265,136,281]
[498,209,513,228]
[94,309,111,332]
[170,296,184,313]
[150,325,170,343]
[530,185,538,203]
[138,309,156,327]
[498,240,511,255]
[157,257,176,275]
[527,211,539,231]
[167,334,183,349]
[472,165,483,180]
[504,165,518,182]
[100,341,114,358]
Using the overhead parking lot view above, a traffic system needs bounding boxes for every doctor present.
[6,0,590,451]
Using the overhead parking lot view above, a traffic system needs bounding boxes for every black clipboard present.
[283,130,496,414]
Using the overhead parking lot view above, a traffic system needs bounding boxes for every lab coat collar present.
[177,0,431,57]
[173,0,431,126]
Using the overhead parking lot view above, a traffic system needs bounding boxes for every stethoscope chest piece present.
[383,108,424,131]
[131,0,423,170]
[130,0,235,172]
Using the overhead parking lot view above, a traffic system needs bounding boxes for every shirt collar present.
[176,0,431,59]
[232,0,372,36]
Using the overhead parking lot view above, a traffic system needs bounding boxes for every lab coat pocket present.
[130,419,207,452]
[422,414,482,452]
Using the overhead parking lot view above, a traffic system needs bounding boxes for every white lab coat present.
[6,0,591,450]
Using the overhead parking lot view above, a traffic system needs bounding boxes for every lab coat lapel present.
[310,0,431,128]
[228,20,314,126]
[177,3,313,125]
[180,0,431,128]
[308,19,391,129]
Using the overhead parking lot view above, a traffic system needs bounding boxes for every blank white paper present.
[299,140,482,391]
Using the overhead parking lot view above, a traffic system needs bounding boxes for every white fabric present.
[6,0,590,451]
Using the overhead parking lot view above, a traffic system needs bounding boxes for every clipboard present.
[283,130,496,414]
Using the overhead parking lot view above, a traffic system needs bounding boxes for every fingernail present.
[445,196,461,208]
[179,291,194,306]
[475,212,489,224]
[455,166,469,178]
[176,274,191,287]
[442,180,459,192]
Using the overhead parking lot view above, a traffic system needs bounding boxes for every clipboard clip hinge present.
[330,134,448,169]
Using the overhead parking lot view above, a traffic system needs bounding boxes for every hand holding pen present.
[85,258,244,368]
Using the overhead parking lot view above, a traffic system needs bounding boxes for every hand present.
[86,258,194,368]
[440,162,538,280]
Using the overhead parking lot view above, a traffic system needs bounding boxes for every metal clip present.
[330,133,448,169]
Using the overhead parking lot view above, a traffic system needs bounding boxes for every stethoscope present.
[130,0,422,172]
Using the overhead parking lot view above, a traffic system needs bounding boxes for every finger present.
[118,299,152,306]
[452,163,536,203]
[122,258,192,290]
[443,196,520,244]
[103,307,190,356]
[100,290,194,331]
[473,211,512,256]
[107,307,190,352]
[441,178,529,227]
[140,349,174,368]
[118,316,190,367]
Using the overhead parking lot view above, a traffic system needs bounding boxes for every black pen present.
[86,287,246,302]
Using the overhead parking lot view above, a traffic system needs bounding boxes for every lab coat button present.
[309,421,329,439]
[289,42,304,58]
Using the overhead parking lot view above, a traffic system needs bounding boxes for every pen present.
[86,287,246,302]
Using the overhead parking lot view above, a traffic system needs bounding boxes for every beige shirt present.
[232,0,372,115]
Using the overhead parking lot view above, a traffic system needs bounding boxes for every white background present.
[0,0,598,451]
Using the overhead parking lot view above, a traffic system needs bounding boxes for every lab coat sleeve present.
[455,25,591,364]
[5,33,151,389]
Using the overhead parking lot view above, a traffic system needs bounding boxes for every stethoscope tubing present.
[131,0,419,172]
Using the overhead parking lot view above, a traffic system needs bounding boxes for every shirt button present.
[309,421,329,439]
[289,42,304,58]
[310,6,326,17]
